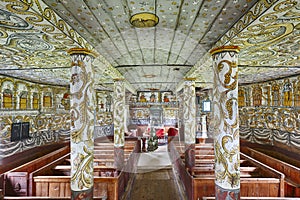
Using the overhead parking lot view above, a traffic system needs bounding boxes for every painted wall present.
[0,76,70,158]
[238,76,300,151]
[0,76,113,158]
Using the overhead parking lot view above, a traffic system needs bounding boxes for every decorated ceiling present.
[0,0,299,92]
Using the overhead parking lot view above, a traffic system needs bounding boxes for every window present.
[43,93,52,108]
[19,91,27,109]
[3,89,13,109]
[33,93,39,109]
[202,100,211,112]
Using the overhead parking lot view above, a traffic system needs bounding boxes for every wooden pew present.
[29,154,121,199]
[193,166,260,178]
[3,144,70,197]
[30,138,139,199]
[168,141,285,200]
[0,142,68,175]
[28,153,70,196]
[33,175,123,199]
[241,146,300,197]
[190,154,285,199]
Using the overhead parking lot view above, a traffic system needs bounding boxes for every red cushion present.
[156,129,164,137]
[167,128,178,136]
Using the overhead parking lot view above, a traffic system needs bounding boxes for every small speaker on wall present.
[11,122,30,142]
[11,123,21,142]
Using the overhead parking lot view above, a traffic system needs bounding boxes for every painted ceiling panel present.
[135,28,155,64]
[0,0,298,93]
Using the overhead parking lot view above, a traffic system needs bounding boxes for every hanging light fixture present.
[130,12,159,28]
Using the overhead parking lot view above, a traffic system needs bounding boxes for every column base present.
[215,184,240,200]
[71,187,93,200]
[114,146,124,171]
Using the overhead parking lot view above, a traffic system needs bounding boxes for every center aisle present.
[123,145,187,200]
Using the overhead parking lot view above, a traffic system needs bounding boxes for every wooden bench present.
[190,153,285,199]
[33,175,123,199]
[2,137,139,199]
[0,142,68,174]
[241,146,300,197]
[30,138,139,199]
[28,153,71,196]
[168,141,285,200]
[192,166,261,178]
[2,144,70,197]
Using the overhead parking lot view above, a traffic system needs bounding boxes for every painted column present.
[113,79,125,171]
[210,46,240,199]
[68,48,97,200]
[183,79,196,173]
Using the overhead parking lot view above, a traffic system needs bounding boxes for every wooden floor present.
[127,168,186,200]
[123,144,187,200]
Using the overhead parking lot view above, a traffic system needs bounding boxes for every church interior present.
[0,0,299,199]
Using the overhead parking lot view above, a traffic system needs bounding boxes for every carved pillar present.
[183,79,196,173]
[113,79,125,171]
[68,48,97,200]
[210,46,240,199]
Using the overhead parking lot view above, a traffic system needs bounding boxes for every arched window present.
[252,85,262,107]
[33,92,39,109]
[43,92,52,108]
[3,89,13,109]
[238,88,245,107]
[19,91,28,109]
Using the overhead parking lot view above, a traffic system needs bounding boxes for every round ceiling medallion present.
[130,12,159,28]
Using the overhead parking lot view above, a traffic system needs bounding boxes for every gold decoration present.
[210,45,240,55]
[68,48,98,58]
[130,12,159,28]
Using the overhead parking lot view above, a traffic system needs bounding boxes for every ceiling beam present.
[115,64,193,68]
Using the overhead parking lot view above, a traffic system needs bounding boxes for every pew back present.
[3,145,70,196]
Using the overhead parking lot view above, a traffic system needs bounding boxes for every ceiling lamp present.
[130,12,159,28]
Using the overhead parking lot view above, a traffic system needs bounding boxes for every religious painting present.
[61,93,70,110]
[137,92,160,103]
[283,79,292,107]
[161,92,172,103]
[272,83,280,106]
[294,77,300,107]
[252,85,262,107]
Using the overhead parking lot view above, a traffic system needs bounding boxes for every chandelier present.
[130,12,159,28]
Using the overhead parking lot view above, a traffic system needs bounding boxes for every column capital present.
[113,78,125,82]
[210,45,240,55]
[67,47,98,58]
[184,77,196,81]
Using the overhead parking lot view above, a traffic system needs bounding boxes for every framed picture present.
[202,100,211,112]
[137,92,160,103]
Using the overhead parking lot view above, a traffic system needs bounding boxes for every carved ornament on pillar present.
[113,79,125,170]
[183,78,196,144]
[183,78,196,173]
[210,45,240,197]
[113,79,125,147]
[68,48,97,198]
